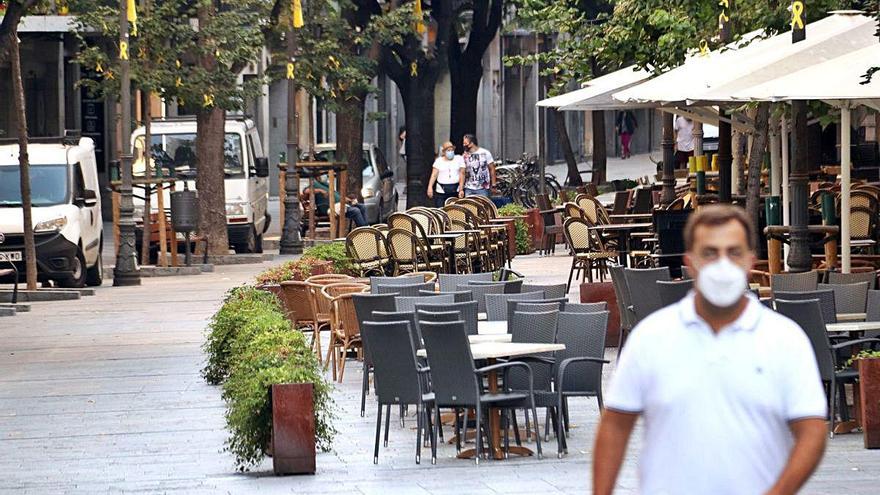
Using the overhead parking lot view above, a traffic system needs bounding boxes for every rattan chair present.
[656,279,693,306]
[387,228,445,275]
[305,274,355,363]
[279,280,321,343]
[346,227,392,276]
[323,283,369,382]
[563,217,618,290]
[849,206,878,253]
[506,298,569,323]
[389,212,447,269]
[563,302,608,313]
[398,271,438,283]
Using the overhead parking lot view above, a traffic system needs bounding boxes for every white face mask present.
[695,257,747,308]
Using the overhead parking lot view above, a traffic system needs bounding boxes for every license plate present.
[0,251,22,262]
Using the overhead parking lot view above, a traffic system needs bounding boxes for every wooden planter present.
[858,358,880,449]
[579,282,620,347]
[523,208,543,249]
[271,383,316,474]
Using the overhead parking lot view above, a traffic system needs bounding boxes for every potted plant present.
[497,203,535,255]
[854,349,880,449]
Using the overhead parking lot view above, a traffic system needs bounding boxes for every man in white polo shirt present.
[593,205,827,495]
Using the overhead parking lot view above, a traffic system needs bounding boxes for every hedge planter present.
[272,383,316,474]
[858,358,880,449]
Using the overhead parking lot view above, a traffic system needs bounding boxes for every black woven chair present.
[376,281,435,297]
[361,321,436,464]
[553,311,609,457]
[372,311,420,347]
[395,294,455,313]
[438,272,495,292]
[520,283,568,301]
[826,270,877,290]
[610,265,636,350]
[563,302,607,313]
[656,279,693,306]
[773,289,837,324]
[414,300,479,336]
[506,297,569,323]
[770,271,819,293]
[416,309,462,325]
[623,267,670,325]
[370,276,429,294]
[818,282,870,315]
[457,282,505,314]
[774,299,880,437]
[867,290,880,324]
[420,289,473,303]
[470,278,524,294]
[420,320,543,464]
[515,302,563,313]
[485,291,544,321]
[353,293,399,417]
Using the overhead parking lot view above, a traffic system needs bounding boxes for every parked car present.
[0,136,104,287]
[131,116,270,254]
[302,143,397,225]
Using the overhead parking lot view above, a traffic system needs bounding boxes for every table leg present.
[447,241,456,274]
[618,231,628,267]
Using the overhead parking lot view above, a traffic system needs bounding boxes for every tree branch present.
[0,0,39,63]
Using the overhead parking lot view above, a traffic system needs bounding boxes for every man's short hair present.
[463,133,478,146]
[683,204,755,251]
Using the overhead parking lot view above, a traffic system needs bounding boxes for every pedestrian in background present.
[615,110,638,159]
[593,205,827,495]
[462,133,495,197]
[674,115,695,168]
[427,141,465,207]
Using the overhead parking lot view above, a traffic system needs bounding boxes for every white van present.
[131,117,270,253]
[0,137,104,287]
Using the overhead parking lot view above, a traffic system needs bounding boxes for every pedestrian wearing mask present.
[427,141,465,207]
[462,133,496,197]
[593,204,827,495]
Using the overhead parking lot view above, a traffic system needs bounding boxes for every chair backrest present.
[414,300,479,336]
[576,196,600,223]
[370,310,420,347]
[457,282,506,313]
[623,267,671,323]
[376,281,435,296]
[612,190,632,215]
[420,289,473,303]
[279,280,315,323]
[352,293,399,324]
[330,293,362,338]
[774,299,834,381]
[515,302,563,313]
[506,298,568,323]
[818,281,870,314]
[416,310,463,326]
[346,227,389,270]
[420,320,479,406]
[469,278,524,294]
[438,272,495,292]
[609,264,635,331]
[509,310,559,345]
[656,279,693,306]
[320,282,368,300]
[520,283,568,301]
[563,202,585,220]
[773,290,837,324]
[306,273,354,284]
[361,321,423,405]
[396,294,455,313]
[370,276,427,294]
[867,290,880,323]
[770,271,818,293]
[485,291,544,321]
[827,270,877,290]
[398,271,438,283]
[849,206,878,239]
[632,187,653,214]
[564,302,608,313]
[555,311,609,393]
[387,228,428,265]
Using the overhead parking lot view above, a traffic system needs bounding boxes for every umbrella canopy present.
[535,66,652,110]
[613,12,874,106]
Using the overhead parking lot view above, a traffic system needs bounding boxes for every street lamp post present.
[717,0,733,203]
[279,20,304,255]
[660,113,675,206]
[787,1,811,272]
[113,0,141,286]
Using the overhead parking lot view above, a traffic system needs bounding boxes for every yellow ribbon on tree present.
[175,60,183,87]
[119,41,129,60]
[699,40,709,56]
[791,1,805,30]
[127,0,137,36]
[286,62,295,80]
[203,94,215,108]
[292,0,304,28]
[95,61,104,73]
[105,70,115,80]
[410,62,418,77]
[414,0,426,34]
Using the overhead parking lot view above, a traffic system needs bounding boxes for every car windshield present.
[133,133,245,178]
[0,164,69,207]
[312,149,374,177]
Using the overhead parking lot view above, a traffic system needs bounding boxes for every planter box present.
[579,282,620,347]
[523,208,543,249]
[271,383,316,474]
[858,358,880,449]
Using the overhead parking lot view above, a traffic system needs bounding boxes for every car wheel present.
[59,248,86,288]
[254,228,264,254]
[85,248,103,287]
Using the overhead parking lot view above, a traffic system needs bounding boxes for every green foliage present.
[222,328,335,471]
[202,286,288,385]
[254,258,328,284]
[498,203,533,255]
[302,242,354,275]
[845,349,880,368]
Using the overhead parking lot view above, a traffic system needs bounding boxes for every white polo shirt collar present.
[678,291,762,334]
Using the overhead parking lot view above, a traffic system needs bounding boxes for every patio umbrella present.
[535,66,653,111]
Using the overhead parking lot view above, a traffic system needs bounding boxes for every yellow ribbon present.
[718,11,729,27]
[286,62,295,80]
[292,0,304,28]
[203,94,214,107]
[718,0,729,7]
[410,62,418,77]
[119,41,129,60]
[176,77,182,88]
[105,70,115,80]
[791,1,805,30]
[127,0,137,36]
[699,39,709,56]
[138,47,146,59]
[178,97,185,107]
[328,56,340,69]
[95,61,103,73]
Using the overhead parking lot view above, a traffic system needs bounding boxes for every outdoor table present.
[427,233,467,274]
[837,313,867,322]
[417,341,566,460]
[826,321,880,333]
[588,222,653,267]
[608,213,653,223]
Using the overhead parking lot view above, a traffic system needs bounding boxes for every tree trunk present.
[553,108,581,187]
[195,107,229,255]
[402,82,436,208]
[591,111,607,184]
[734,129,747,195]
[745,102,771,246]
[449,62,482,153]
[9,32,37,290]
[337,96,366,199]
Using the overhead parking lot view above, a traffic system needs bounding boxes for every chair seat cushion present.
[481,391,529,404]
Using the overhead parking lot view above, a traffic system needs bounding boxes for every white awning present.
[536,66,651,110]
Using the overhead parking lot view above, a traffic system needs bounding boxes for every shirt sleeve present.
[484,150,495,164]
[605,327,648,414]
[780,327,828,421]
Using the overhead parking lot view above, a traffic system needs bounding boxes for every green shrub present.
[497,204,533,255]
[302,242,354,275]
[202,286,288,385]
[222,328,335,471]
[254,258,326,284]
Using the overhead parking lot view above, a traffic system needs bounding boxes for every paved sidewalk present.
[0,252,877,494]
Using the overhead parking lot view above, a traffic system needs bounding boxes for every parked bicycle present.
[494,154,562,208]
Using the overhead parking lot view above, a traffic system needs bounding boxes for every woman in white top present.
[427,141,465,207]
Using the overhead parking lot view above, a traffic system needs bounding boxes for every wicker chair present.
[484,291,544,321]
[353,293,399,417]
[376,281,434,297]
[346,227,392,276]
[849,206,878,253]
[563,202,585,220]
[397,271,438,283]
[562,217,618,290]
[370,275,423,294]
[415,300,480,336]
[563,302,608,313]
[774,289,837,324]
[770,271,819,293]
[656,279,693,306]
[322,283,369,382]
[623,267,671,325]
[279,280,321,345]
[520,283,568,301]
[387,228,444,275]
[469,278,523,294]
[420,289,473,302]
[304,274,355,362]
[457,282,505,314]
[826,270,877,290]
[395,294,455,313]
[438,272,494,292]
